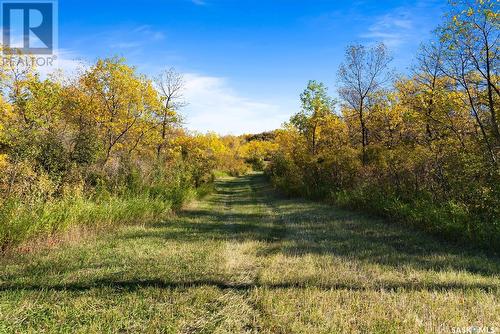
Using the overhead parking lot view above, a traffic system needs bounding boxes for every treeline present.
[0,55,256,249]
[267,0,500,251]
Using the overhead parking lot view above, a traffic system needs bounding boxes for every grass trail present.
[1,173,499,333]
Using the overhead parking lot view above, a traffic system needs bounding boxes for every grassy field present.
[0,173,499,333]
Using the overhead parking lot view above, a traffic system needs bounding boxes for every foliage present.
[0,57,248,248]
[240,139,277,170]
[267,0,500,252]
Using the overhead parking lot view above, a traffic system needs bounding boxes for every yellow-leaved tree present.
[78,57,162,165]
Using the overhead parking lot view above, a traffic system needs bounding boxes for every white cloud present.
[361,9,414,47]
[182,73,288,135]
[30,49,88,79]
[31,54,288,135]
[54,50,88,73]
[360,1,442,49]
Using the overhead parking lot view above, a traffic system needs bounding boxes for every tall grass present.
[0,195,171,249]
[0,181,213,250]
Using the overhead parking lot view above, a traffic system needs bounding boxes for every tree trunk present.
[359,100,367,164]
[485,43,500,146]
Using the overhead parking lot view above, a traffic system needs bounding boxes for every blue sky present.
[55,0,445,134]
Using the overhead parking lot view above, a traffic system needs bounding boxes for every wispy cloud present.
[182,73,288,135]
[103,25,166,52]
[35,49,88,79]
[361,8,414,47]
[66,24,167,57]
[133,25,165,41]
[360,1,442,48]
[110,42,141,49]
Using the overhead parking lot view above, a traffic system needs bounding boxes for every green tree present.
[291,80,335,155]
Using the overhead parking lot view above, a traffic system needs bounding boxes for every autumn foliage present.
[267,0,499,251]
[0,55,250,248]
[0,0,498,252]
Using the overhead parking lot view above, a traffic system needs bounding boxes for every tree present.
[175,132,227,187]
[439,0,499,163]
[79,57,161,165]
[291,80,335,155]
[154,68,185,159]
[240,139,278,170]
[0,47,39,130]
[0,94,13,163]
[338,43,393,163]
[412,41,446,143]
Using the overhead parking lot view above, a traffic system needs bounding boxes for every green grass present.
[0,195,172,249]
[0,173,499,333]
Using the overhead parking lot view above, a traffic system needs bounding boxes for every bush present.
[328,186,500,252]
